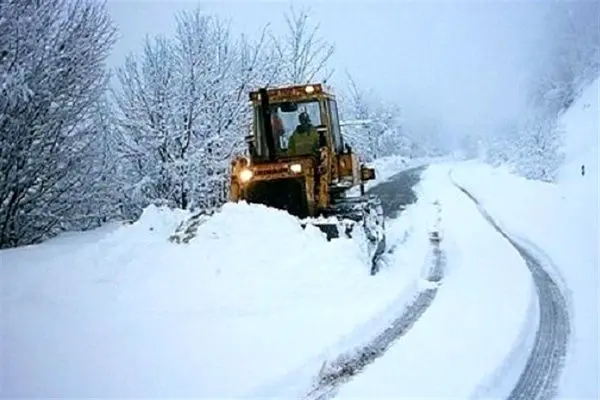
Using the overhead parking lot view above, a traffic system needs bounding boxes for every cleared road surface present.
[306,165,446,400]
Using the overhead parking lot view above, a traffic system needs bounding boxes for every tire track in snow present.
[305,205,446,400]
[451,178,570,400]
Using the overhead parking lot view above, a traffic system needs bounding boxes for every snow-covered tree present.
[482,114,565,182]
[271,6,335,84]
[513,115,565,182]
[112,8,279,216]
[77,94,126,224]
[338,73,409,161]
[480,2,597,183]
[527,1,599,116]
[482,120,521,166]
[0,0,116,248]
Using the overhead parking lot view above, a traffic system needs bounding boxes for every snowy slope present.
[451,78,599,398]
[1,161,434,397]
[558,77,599,185]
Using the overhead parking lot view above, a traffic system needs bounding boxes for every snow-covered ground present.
[336,163,535,398]
[1,161,434,397]
[2,80,596,398]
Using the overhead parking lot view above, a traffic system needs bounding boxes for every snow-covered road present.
[306,199,445,400]
[314,164,572,400]
[335,164,536,399]
[248,164,439,399]
[452,176,570,400]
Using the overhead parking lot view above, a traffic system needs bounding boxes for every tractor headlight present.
[239,168,253,183]
[289,163,302,173]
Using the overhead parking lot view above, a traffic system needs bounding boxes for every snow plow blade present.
[300,195,386,274]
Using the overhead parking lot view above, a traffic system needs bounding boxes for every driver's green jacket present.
[288,126,319,156]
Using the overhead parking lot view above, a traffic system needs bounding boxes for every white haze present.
[107,0,551,148]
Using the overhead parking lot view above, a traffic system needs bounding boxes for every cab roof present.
[249,83,335,104]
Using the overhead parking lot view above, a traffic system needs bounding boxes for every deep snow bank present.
[450,78,599,399]
[2,189,431,397]
[130,202,375,315]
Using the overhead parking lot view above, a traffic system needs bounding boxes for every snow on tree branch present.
[112,7,282,215]
[0,0,116,248]
[271,6,335,85]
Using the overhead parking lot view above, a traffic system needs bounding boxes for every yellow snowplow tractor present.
[230,83,385,268]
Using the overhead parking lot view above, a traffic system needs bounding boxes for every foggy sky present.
[106,0,551,139]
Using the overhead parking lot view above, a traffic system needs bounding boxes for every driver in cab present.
[287,111,320,156]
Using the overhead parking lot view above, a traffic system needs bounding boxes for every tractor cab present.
[245,83,345,163]
[230,83,375,220]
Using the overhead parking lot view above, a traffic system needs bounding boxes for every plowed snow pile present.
[121,202,373,315]
[2,198,431,397]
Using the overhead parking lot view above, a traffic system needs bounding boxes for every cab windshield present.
[253,99,323,158]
